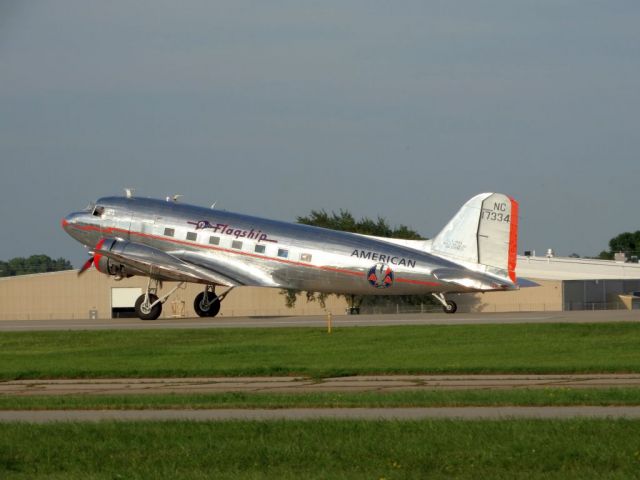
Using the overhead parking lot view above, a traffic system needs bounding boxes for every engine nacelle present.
[93,238,187,281]
[94,238,153,279]
[94,255,132,279]
[93,238,135,278]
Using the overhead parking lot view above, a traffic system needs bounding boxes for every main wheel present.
[443,300,457,314]
[194,292,221,317]
[135,294,162,320]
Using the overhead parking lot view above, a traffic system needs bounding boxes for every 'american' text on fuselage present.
[351,250,417,268]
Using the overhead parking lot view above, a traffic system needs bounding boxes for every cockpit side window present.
[92,205,105,217]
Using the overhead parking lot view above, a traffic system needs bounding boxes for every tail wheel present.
[443,300,457,314]
[194,292,221,317]
[135,294,162,321]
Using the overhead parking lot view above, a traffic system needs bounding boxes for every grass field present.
[2,388,640,410]
[1,419,640,479]
[1,323,640,379]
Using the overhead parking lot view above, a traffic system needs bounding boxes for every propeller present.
[78,239,107,276]
[78,254,95,276]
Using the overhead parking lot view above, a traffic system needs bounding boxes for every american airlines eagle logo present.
[368,263,394,289]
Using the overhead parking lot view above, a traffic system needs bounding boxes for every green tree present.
[282,210,436,311]
[598,231,640,261]
[297,210,424,239]
[0,255,73,277]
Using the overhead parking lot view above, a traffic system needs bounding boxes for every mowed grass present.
[2,388,640,410]
[1,322,640,379]
[2,420,640,479]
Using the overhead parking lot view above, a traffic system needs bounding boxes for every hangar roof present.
[517,255,640,281]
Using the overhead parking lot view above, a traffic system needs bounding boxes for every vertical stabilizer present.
[431,193,519,281]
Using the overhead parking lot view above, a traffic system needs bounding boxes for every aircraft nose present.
[61,212,80,233]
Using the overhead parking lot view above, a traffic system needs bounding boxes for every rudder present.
[431,193,518,282]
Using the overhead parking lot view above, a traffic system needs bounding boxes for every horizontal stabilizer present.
[432,268,516,291]
[516,277,539,288]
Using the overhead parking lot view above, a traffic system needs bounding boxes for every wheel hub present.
[140,303,153,315]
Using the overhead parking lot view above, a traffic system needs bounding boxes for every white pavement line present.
[2,407,640,423]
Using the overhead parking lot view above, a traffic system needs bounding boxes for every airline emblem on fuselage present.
[368,263,394,289]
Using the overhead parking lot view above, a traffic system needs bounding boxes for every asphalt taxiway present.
[0,309,637,331]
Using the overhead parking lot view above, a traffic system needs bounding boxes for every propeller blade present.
[78,256,94,276]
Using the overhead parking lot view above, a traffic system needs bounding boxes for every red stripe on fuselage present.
[67,223,438,286]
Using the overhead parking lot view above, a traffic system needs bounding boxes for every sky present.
[1,1,639,265]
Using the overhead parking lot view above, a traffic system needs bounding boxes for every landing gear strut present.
[194,285,234,318]
[134,278,185,321]
[432,293,457,314]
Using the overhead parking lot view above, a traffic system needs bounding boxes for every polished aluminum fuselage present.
[63,196,501,295]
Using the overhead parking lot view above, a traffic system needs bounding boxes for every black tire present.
[194,292,221,317]
[443,300,457,314]
[134,294,162,320]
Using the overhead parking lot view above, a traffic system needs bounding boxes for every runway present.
[3,374,640,396]
[0,309,637,331]
[2,406,640,422]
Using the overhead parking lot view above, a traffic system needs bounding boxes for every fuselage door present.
[131,214,157,241]
[101,207,132,240]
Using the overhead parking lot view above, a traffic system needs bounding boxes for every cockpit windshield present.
[92,205,105,217]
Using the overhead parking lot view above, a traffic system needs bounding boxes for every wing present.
[94,239,278,287]
[171,250,281,287]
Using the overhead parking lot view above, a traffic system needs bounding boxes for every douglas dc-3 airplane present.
[62,192,522,320]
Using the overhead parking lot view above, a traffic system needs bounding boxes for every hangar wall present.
[459,279,563,313]
[0,270,348,320]
[563,279,640,310]
[1,269,637,321]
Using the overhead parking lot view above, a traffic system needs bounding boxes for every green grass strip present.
[3,388,640,410]
[2,419,640,479]
[2,322,640,379]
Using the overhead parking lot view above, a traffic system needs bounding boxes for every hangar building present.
[0,269,348,321]
[455,254,640,313]
[1,254,639,320]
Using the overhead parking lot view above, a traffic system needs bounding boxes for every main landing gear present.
[432,293,457,314]
[135,279,185,321]
[134,280,233,321]
[194,285,234,318]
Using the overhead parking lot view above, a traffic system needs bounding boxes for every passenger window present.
[232,240,243,250]
[164,228,175,237]
[300,253,312,262]
[186,232,197,241]
[255,245,266,254]
[209,236,220,245]
[277,249,289,259]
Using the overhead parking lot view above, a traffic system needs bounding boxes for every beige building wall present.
[0,271,565,320]
[0,270,348,320]
[457,279,563,313]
